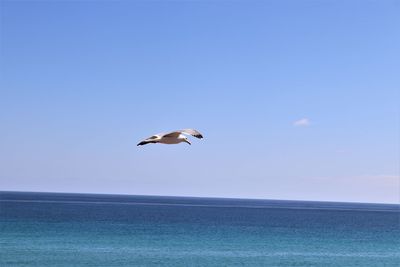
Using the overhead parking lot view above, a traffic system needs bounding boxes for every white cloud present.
[293,118,310,127]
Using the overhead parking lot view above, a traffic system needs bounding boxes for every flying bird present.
[137,129,203,146]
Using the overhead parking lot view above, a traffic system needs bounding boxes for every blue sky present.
[0,1,399,203]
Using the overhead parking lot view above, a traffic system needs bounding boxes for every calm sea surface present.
[1,191,399,266]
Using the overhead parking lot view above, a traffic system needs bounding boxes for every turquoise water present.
[1,192,399,266]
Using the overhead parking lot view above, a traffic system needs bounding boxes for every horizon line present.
[1,190,399,206]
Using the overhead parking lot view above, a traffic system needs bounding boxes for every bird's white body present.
[158,134,187,144]
[137,129,203,146]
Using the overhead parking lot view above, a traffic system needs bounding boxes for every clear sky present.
[0,1,399,203]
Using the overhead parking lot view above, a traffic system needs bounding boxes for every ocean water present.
[0,192,399,266]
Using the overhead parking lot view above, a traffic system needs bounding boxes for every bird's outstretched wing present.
[180,129,203,139]
[163,129,203,139]
[137,135,160,146]
[147,135,160,140]
[161,132,179,138]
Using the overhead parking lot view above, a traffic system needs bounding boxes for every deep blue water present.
[1,192,399,266]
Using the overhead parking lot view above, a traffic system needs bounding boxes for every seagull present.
[137,129,203,146]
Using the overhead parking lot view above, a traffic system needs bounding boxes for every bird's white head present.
[179,134,191,145]
[183,137,191,145]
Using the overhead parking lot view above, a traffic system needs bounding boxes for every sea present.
[0,191,399,267]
